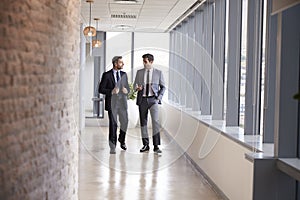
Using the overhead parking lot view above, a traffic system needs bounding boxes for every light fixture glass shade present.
[83,26,96,36]
[92,39,102,47]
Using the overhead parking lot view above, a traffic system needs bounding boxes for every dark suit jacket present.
[133,68,166,106]
[98,69,130,111]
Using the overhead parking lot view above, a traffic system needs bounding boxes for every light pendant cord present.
[89,1,91,33]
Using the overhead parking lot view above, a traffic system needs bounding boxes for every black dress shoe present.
[110,148,116,154]
[120,143,127,150]
[118,138,127,150]
[154,147,162,153]
[140,145,150,153]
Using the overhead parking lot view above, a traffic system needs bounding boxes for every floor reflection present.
[79,127,223,200]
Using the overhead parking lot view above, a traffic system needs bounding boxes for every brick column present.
[0,1,80,199]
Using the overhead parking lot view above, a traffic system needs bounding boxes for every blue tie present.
[146,70,150,96]
[116,71,120,82]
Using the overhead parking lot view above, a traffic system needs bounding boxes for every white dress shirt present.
[113,69,120,83]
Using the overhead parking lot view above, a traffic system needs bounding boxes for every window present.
[134,33,169,90]
[224,0,229,119]
[260,0,268,135]
[239,0,248,127]
[106,32,132,80]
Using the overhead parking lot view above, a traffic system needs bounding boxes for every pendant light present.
[92,18,102,47]
[83,0,96,37]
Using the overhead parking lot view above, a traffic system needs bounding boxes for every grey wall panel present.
[201,3,213,115]
[263,0,276,143]
[226,0,242,126]
[244,0,263,135]
[195,10,204,112]
[212,0,226,120]
[274,4,300,157]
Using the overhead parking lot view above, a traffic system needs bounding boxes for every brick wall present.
[0,1,80,199]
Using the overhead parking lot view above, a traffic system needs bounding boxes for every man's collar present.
[145,67,153,71]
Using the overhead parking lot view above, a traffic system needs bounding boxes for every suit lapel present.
[152,68,156,78]
[109,69,115,86]
[120,71,125,87]
[120,71,125,80]
[140,68,145,83]
[152,68,158,82]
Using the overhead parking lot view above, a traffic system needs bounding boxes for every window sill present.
[166,100,274,157]
[277,158,300,182]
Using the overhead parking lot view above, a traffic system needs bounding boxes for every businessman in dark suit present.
[99,56,130,154]
[134,53,166,153]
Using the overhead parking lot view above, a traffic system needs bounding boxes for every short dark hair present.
[142,53,154,62]
[112,56,122,66]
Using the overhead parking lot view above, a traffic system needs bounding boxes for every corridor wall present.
[0,1,80,199]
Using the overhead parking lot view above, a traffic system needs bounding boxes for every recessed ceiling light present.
[113,24,133,30]
[114,0,138,4]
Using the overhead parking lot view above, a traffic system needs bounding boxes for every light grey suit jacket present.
[133,68,166,106]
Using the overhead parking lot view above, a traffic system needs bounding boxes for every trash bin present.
[92,96,104,118]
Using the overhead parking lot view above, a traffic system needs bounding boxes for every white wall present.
[105,32,169,84]
[134,33,170,86]
[84,54,94,112]
[106,32,132,80]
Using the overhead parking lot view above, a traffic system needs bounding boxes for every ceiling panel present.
[81,0,201,32]
[109,4,142,12]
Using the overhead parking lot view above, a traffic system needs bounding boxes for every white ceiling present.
[80,0,199,32]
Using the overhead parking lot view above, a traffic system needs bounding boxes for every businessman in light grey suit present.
[133,53,166,153]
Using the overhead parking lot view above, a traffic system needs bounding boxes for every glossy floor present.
[79,126,223,200]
